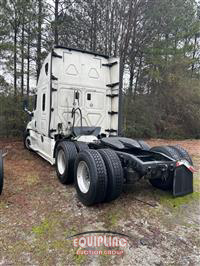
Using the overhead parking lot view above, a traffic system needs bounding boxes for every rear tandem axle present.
[49,136,193,206]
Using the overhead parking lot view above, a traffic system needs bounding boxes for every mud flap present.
[173,165,193,196]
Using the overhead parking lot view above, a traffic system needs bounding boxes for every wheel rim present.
[25,136,31,149]
[57,149,66,175]
[77,161,90,193]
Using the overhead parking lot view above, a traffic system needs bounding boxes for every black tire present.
[55,141,77,184]
[74,141,89,152]
[23,131,32,151]
[98,149,123,202]
[168,145,193,165]
[138,140,150,151]
[150,146,180,160]
[149,146,181,190]
[74,150,108,206]
[0,152,4,195]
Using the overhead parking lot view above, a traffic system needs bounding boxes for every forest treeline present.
[0,0,200,138]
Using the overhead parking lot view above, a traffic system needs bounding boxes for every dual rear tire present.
[74,149,124,205]
[74,150,108,205]
[55,141,124,206]
[55,141,78,184]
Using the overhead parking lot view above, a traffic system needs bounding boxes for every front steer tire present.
[55,141,77,184]
[98,149,124,202]
[74,150,108,206]
[23,131,32,151]
[0,152,3,195]
[149,146,181,190]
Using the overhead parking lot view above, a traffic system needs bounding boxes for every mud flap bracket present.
[173,165,193,196]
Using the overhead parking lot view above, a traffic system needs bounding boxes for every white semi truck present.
[24,46,194,206]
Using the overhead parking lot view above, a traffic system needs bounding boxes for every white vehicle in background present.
[24,46,194,206]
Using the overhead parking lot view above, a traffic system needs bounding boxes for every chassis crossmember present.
[115,151,193,196]
[97,137,194,197]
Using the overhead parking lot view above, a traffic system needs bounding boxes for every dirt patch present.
[0,139,200,265]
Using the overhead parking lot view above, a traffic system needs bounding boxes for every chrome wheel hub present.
[57,149,66,175]
[77,161,90,193]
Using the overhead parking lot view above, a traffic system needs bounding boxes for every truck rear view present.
[24,47,194,206]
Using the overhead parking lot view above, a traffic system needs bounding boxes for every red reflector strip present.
[189,166,196,173]
[176,162,182,167]
[176,160,197,173]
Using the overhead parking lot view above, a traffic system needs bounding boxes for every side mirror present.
[23,98,28,110]
[23,98,33,117]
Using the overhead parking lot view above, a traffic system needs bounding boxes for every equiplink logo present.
[67,230,130,256]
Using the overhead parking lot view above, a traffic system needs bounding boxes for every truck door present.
[37,60,50,137]
[33,56,51,152]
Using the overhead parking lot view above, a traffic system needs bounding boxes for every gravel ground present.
[0,139,199,266]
